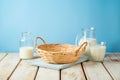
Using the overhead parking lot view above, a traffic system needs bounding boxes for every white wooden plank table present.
[0,53,120,80]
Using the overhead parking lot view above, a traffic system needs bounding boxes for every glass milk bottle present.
[19,32,34,59]
[76,27,97,56]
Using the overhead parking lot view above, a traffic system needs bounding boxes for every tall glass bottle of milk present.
[19,32,34,59]
[76,27,97,56]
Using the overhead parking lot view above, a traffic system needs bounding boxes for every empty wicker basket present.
[35,36,88,64]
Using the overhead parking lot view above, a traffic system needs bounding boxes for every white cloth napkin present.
[29,55,88,70]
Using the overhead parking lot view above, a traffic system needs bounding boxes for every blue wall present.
[0,0,120,52]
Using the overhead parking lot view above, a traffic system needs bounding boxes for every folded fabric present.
[29,55,88,70]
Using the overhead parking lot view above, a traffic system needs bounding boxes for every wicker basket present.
[35,36,88,64]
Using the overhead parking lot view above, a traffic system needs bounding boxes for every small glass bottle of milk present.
[76,27,97,56]
[90,42,106,61]
[19,32,34,59]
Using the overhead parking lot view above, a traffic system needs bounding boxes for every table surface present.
[0,53,120,80]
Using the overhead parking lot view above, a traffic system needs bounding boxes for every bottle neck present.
[89,30,95,38]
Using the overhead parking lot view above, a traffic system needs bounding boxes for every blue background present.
[0,0,120,52]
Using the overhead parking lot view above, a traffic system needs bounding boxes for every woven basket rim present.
[36,43,78,54]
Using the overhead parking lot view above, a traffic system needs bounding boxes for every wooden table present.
[0,53,120,80]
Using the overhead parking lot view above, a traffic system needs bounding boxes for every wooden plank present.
[61,64,86,80]
[0,53,20,80]
[0,53,7,61]
[108,53,120,61]
[103,54,120,80]
[82,61,112,80]
[35,67,60,80]
[9,60,38,80]
[113,53,120,60]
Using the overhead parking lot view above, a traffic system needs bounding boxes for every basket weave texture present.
[35,37,87,64]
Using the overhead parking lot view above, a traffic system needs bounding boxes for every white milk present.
[19,47,34,59]
[90,45,106,61]
[79,38,97,56]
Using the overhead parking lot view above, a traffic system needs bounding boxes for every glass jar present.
[90,42,106,61]
[19,32,34,59]
[76,27,97,56]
